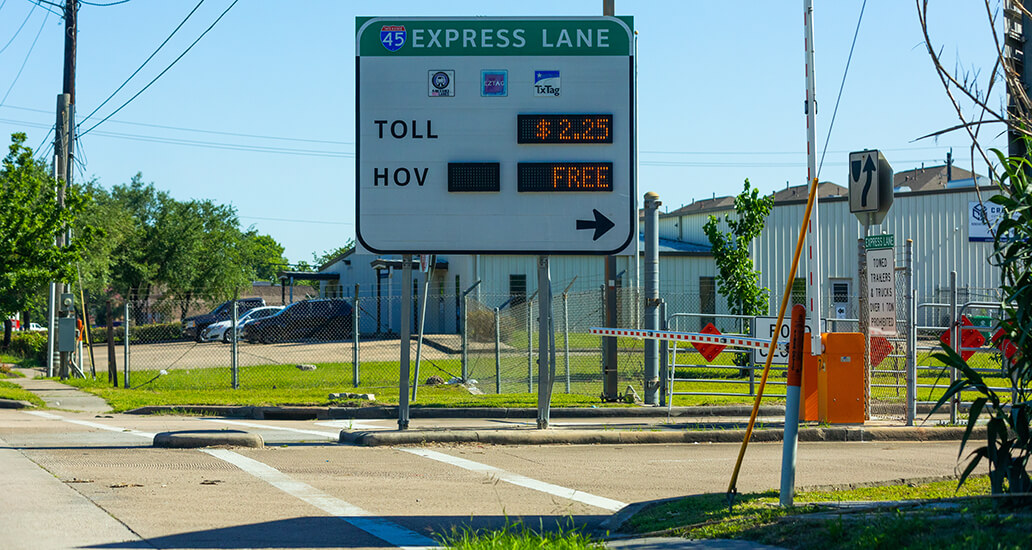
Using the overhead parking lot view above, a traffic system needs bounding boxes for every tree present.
[703,179,774,374]
[703,179,774,320]
[243,232,288,282]
[919,1,1032,494]
[0,133,96,347]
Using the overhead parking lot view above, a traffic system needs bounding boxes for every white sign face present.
[752,316,824,365]
[356,17,635,254]
[866,245,896,337]
[968,200,1006,242]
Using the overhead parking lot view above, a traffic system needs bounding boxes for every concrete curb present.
[153,430,264,448]
[126,404,788,419]
[0,398,34,409]
[339,425,987,446]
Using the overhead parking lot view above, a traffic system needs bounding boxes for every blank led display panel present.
[448,162,500,192]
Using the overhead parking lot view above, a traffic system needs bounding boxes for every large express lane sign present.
[356,17,635,254]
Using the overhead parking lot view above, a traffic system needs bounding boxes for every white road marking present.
[204,448,438,550]
[399,447,627,512]
[314,419,385,431]
[23,411,155,439]
[24,411,437,548]
[204,419,339,440]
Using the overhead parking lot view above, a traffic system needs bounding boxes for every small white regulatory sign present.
[752,316,824,365]
[865,235,896,337]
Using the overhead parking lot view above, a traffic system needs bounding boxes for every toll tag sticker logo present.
[429,70,454,97]
[534,70,560,96]
[481,70,507,96]
[380,25,406,52]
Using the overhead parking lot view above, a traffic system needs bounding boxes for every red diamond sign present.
[939,315,986,361]
[871,337,893,367]
[693,323,726,363]
[991,329,1019,362]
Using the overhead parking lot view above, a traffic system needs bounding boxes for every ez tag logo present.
[380,25,406,52]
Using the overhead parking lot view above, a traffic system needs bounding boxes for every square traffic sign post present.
[356,17,635,254]
[849,149,894,226]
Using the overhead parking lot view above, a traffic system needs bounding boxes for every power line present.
[0,8,48,106]
[78,0,205,127]
[78,0,239,137]
[79,0,131,5]
[30,0,63,18]
[3,104,353,145]
[0,1,36,57]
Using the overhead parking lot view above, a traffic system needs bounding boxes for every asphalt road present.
[0,409,977,550]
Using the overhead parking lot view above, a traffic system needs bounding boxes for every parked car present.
[243,299,352,344]
[182,297,266,342]
[27,322,46,332]
[199,306,284,343]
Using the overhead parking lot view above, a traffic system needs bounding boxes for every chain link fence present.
[67,265,1010,421]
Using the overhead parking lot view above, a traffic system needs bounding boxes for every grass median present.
[624,476,1032,549]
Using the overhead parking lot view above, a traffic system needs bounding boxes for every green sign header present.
[865,234,895,250]
[357,17,633,57]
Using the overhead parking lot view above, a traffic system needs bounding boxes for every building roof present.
[638,234,711,255]
[661,181,844,218]
[893,164,976,192]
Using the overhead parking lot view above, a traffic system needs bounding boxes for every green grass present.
[438,520,602,549]
[0,380,44,407]
[60,361,637,412]
[625,477,1032,549]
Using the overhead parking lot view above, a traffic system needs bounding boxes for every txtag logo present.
[534,70,560,96]
[380,25,406,52]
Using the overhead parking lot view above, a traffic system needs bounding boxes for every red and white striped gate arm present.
[589,327,787,353]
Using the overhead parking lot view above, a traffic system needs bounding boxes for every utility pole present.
[1005,1,1031,160]
[54,0,77,379]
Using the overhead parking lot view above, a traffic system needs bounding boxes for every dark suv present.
[182,297,266,342]
[243,298,352,344]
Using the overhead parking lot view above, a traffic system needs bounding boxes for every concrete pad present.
[153,429,264,448]
[339,425,984,446]
[0,435,142,549]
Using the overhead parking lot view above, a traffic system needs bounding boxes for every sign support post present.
[536,256,554,428]
[398,255,413,430]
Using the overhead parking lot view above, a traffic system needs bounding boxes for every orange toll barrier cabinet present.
[816,332,866,424]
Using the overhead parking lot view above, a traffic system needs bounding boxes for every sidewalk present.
[7,368,111,413]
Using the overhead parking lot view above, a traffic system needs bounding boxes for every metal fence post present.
[659,299,668,407]
[905,239,916,426]
[123,300,130,389]
[460,280,482,383]
[353,285,360,387]
[527,298,533,393]
[859,238,870,419]
[563,291,571,394]
[461,294,469,382]
[231,300,239,389]
[494,307,501,394]
[949,270,958,424]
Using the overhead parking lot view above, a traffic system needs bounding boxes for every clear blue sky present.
[0,0,1004,264]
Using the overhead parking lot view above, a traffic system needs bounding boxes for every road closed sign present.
[752,316,824,365]
[356,17,635,254]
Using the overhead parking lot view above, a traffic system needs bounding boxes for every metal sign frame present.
[355,16,636,255]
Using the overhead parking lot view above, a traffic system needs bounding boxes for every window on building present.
[510,274,527,306]
[700,276,716,330]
